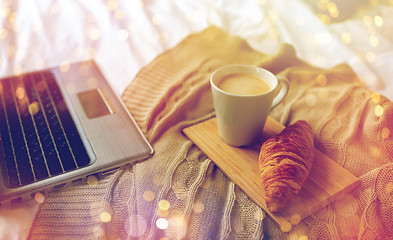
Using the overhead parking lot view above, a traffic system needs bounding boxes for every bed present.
[1,0,392,239]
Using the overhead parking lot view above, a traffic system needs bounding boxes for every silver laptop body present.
[0,60,153,205]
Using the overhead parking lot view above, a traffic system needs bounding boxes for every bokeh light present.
[152,14,164,25]
[290,214,301,225]
[192,202,205,214]
[386,182,393,195]
[341,32,351,44]
[371,92,381,104]
[28,102,40,116]
[34,192,45,204]
[60,61,71,72]
[306,94,317,107]
[375,105,384,117]
[100,211,112,223]
[158,200,170,211]
[253,210,265,221]
[381,127,390,139]
[89,28,101,41]
[86,175,98,186]
[156,218,169,230]
[117,29,129,41]
[15,86,25,99]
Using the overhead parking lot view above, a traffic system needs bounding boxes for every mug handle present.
[271,75,289,108]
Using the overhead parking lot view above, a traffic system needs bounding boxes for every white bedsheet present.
[1,0,392,239]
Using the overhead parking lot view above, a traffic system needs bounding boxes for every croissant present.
[258,120,314,212]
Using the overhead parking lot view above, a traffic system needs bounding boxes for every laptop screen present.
[0,71,93,188]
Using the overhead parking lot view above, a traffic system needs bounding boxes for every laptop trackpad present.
[77,88,117,119]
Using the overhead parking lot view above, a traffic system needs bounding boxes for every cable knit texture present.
[28,26,393,239]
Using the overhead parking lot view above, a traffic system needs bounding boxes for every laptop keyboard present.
[0,71,91,187]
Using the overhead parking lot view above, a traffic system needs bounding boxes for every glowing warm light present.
[341,32,351,44]
[371,92,381,104]
[13,65,22,76]
[66,82,76,94]
[306,94,317,107]
[87,77,99,89]
[8,12,17,23]
[381,127,390,139]
[92,226,105,238]
[320,88,329,99]
[143,190,155,202]
[107,0,118,10]
[290,214,301,225]
[117,29,129,41]
[114,9,125,20]
[254,210,265,221]
[156,218,169,229]
[192,202,205,213]
[89,28,101,41]
[60,61,71,72]
[375,105,384,117]
[87,47,96,58]
[34,192,45,203]
[386,182,393,194]
[1,7,10,18]
[36,80,47,92]
[0,83,3,94]
[369,35,379,47]
[316,74,327,86]
[152,14,164,25]
[86,175,98,186]
[298,235,309,240]
[158,209,169,217]
[138,0,144,8]
[73,47,84,58]
[100,211,112,223]
[363,15,372,26]
[327,2,339,18]
[268,10,279,21]
[280,221,292,232]
[366,52,376,63]
[374,15,384,27]
[317,13,331,24]
[15,86,25,99]
[0,27,8,40]
[158,200,170,211]
[28,102,40,115]
[315,32,332,45]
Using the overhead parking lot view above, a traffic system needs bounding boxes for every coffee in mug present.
[217,73,271,96]
[210,64,290,147]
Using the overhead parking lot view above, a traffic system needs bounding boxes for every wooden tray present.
[183,117,360,232]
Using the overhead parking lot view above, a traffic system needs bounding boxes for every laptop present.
[0,60,154,205]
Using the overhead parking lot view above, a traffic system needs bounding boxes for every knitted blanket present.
[28,26,393,239]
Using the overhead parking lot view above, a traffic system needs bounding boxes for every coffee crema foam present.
[217,73,271,96]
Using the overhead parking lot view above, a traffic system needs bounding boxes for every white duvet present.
[0,0,392,239]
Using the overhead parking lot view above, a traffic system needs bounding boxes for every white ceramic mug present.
[210,64,289,146]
